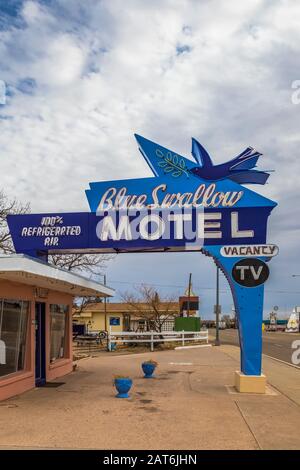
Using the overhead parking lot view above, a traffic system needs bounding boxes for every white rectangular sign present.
[220,244,278,258]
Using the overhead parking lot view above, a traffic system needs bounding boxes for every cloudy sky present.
[1,0,300,318]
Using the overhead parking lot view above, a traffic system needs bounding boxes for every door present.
[35,302,46,386]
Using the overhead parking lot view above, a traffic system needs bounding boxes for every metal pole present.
[215,266,220,346]
[104,274,107,330]
[187,272,192,317]
[103,274,109,351]
[108,325,111,351]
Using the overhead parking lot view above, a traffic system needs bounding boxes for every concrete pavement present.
[223,344,300,406]
[0,345,299,450]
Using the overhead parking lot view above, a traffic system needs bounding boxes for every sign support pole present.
[207,245,268,392]
[215,266,220,346]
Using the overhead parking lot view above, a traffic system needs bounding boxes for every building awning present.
[0,255,114,298]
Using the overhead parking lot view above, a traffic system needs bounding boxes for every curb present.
[175,344,212,350]
[262,354,300,370]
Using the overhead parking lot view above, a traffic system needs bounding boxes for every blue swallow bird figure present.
[190,138,269,185]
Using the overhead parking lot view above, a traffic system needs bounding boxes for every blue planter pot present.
[114,378,132,398]
[142,362,156,378]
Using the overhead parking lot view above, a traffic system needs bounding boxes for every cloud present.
[0,0,300,317]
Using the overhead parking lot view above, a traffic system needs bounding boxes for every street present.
[209,329,300,365]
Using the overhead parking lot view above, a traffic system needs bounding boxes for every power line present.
[106,279,300,294]
[108,279,228,292]
[108,280,186,288]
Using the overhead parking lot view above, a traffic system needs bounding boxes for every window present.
[50,304,68,362]
[0,300,29,378]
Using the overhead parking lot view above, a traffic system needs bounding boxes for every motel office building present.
[73,302,180,334]
[0,255,113,401]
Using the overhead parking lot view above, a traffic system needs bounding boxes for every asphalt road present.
[209,328,300,365]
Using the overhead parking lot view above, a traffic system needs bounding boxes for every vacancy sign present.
[220,244,279,257]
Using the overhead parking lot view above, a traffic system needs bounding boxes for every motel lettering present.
[96,183,244,211]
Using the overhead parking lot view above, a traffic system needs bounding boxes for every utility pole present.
[104,274,107,332]
[187,272,192,318]
[215,266,220,346]
[103,274,110,351]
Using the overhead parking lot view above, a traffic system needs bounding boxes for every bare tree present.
[221,314,231,328]
[49,253,114,314]
[75,295,104,314]
[48,253,113,276]
[121,284,178,332]
[0,190,30,253]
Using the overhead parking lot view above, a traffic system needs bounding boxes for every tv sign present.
[232,258,270,287]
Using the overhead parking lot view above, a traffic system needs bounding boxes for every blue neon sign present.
[7,134,278,378]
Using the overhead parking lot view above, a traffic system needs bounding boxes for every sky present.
[1,0,300,318]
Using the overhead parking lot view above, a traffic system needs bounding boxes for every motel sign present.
[8,134,278,379]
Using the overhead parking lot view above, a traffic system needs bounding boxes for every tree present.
[48,253,113,276]
[221,314,232,328]
[0,190,30,253]
[121,284,178,332]
[50,253,114,314]
[75,295,104,314]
